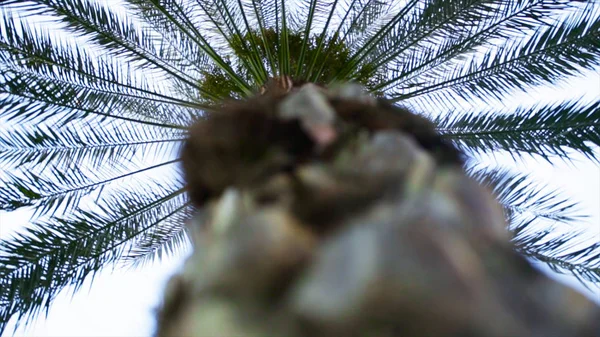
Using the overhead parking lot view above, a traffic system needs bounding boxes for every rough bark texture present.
[159,82,599,337]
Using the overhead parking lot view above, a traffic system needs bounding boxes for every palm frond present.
[437,99,600,162]
[0,120,185,171]
[468,166,599,285]
[0,158,180,215]
[0,12,203,109]
[243,0,278,74]
[467,166,586,224]
[309,0,390,83]
[2,0,212,94]
[211,0,269,81]
[330,0,420,83]
[0,185,188,332]
[391,2,600,110]
[0,8,209,127]
[0,68,192,128]
[278,0,291,75]
[363,0,496,83]
[292,0,318,77]
[122,205,193,268]
[373,0,578,92]
[124,0,257,92]
[511,217,600,287]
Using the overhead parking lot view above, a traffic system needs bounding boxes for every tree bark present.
[158,83,599,337]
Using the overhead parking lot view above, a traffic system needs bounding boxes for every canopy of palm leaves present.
[0,0,599,332]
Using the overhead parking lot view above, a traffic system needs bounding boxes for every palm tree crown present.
[0,0,599,332]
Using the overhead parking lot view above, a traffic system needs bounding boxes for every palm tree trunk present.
[157,82,599,337]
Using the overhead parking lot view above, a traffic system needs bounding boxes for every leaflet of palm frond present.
[303,0,390,82]
[334,0,494,83]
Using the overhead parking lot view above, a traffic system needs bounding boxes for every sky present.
[0,2,599,336]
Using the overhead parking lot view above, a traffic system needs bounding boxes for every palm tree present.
[0,0,599,332]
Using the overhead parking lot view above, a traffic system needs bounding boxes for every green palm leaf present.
[393,2,600,109]
[467,166,600,283]
[437,99,600,162]
[0,121,184,170]
[512,217,600,286]
[0,184,188,327]
[467,166,585,223]
[121,205,193,268]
